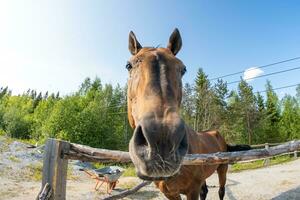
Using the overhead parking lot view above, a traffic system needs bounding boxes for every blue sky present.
[1,1,300,97]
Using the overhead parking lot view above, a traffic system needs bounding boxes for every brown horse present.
[126,28,250,200]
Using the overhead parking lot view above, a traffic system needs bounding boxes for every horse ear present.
[167,28,182,55]
[129,31,142,55]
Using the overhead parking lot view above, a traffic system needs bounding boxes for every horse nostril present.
[134,125,148,147]
[177,133,188,156]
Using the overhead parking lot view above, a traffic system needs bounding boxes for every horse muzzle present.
[129,115,188,179]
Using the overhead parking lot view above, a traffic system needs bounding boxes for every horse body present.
[125,28,249,200]
[155,128,228,199]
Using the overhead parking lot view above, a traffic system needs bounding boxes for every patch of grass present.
[0,134,39,146]
[27,163,43,181]
[26,163,78,181]
[93,162,106,169]
[13,137,39,146]
[0,129,5,136]
[118,181,137,189]
[270,155,293,165]
[8,155,20,163]
[3,136,14,144]
[231,155,294,172]
[67,166,79,180]
[122,165,136,177]
[0,138,9,153]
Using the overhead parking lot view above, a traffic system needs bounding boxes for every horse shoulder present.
[195,130,227,152]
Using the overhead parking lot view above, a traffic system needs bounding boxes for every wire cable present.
[256,83,300,93]
[227,66,300,85]
[209,56,300,81]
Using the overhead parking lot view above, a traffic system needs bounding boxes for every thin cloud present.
[243,67,264,82]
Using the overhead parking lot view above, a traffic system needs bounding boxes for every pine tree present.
[0,87,8,99]
[296,84,300,103]
[254,92,267,143]
[78,77,92,95]
[181,83,195,127]
[280,95,300,140]
[55,92,60,99]
[226,90,243,143]
[212,79,229,127]
[43,91,49,99]
[264,80,281,142]
[194,68,212,131]
[236,79,257,144]
[33,92,43,109]
[256,92,265,112]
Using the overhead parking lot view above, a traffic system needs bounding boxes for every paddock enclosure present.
[35,138,300,200]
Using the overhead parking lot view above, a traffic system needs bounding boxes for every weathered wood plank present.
[36,183,52,200]
[182,140,300,165]
[64,140,300,165]
[251,142,282,149]
[65,151,130,163]
[69,143,131,163]
[42,139,70,200]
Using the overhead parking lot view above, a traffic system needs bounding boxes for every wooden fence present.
[249,142,298,166]
[37,139,300,200]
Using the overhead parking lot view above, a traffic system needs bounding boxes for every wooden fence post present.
[263,143,270,166]
[41,139,70,200]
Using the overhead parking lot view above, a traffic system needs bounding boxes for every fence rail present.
[250,142,283,149]
[38,139,300,200]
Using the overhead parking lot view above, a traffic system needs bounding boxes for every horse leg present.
[217,164,228,200]
[200,181,208,200]
[164,193,182,200]
[187,188,201,200]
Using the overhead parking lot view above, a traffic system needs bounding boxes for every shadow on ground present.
[126,190,161,199]
[272,186,300,200]
[224,179,240,200]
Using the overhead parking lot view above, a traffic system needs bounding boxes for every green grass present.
[17,138,39,146]
[8,155,20,163]
[27,163,43,181]
[26,163,77,181]
[231,154,295,172]
[0,134,38,146]
[122,165,136,177]
[0,129,5,136]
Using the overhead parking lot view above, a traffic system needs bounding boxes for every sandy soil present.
[0,136,299,199]
[205,159,300,200]
[1,159,300,200]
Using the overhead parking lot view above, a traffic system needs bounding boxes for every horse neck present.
[185,125,200,154]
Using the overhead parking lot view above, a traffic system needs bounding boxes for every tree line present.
[0,77,130,150]
[181,68,300,145]
[0,69,300,150]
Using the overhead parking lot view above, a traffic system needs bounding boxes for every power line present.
[98,82,300,111]
[209,56,300,81]
[227,66,300,85]
[78,58,300,110]
[102,84,300,115]
[256,83,300,93]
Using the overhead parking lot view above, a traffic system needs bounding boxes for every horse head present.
[126,29,188,180]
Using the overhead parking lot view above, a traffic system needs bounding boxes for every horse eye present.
[126,62,132,71]
[181,66,187,76]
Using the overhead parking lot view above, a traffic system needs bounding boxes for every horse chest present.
[155,165,205,195]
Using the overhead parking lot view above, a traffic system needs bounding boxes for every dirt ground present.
[0,159,299,199]
[0,137,299,199]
